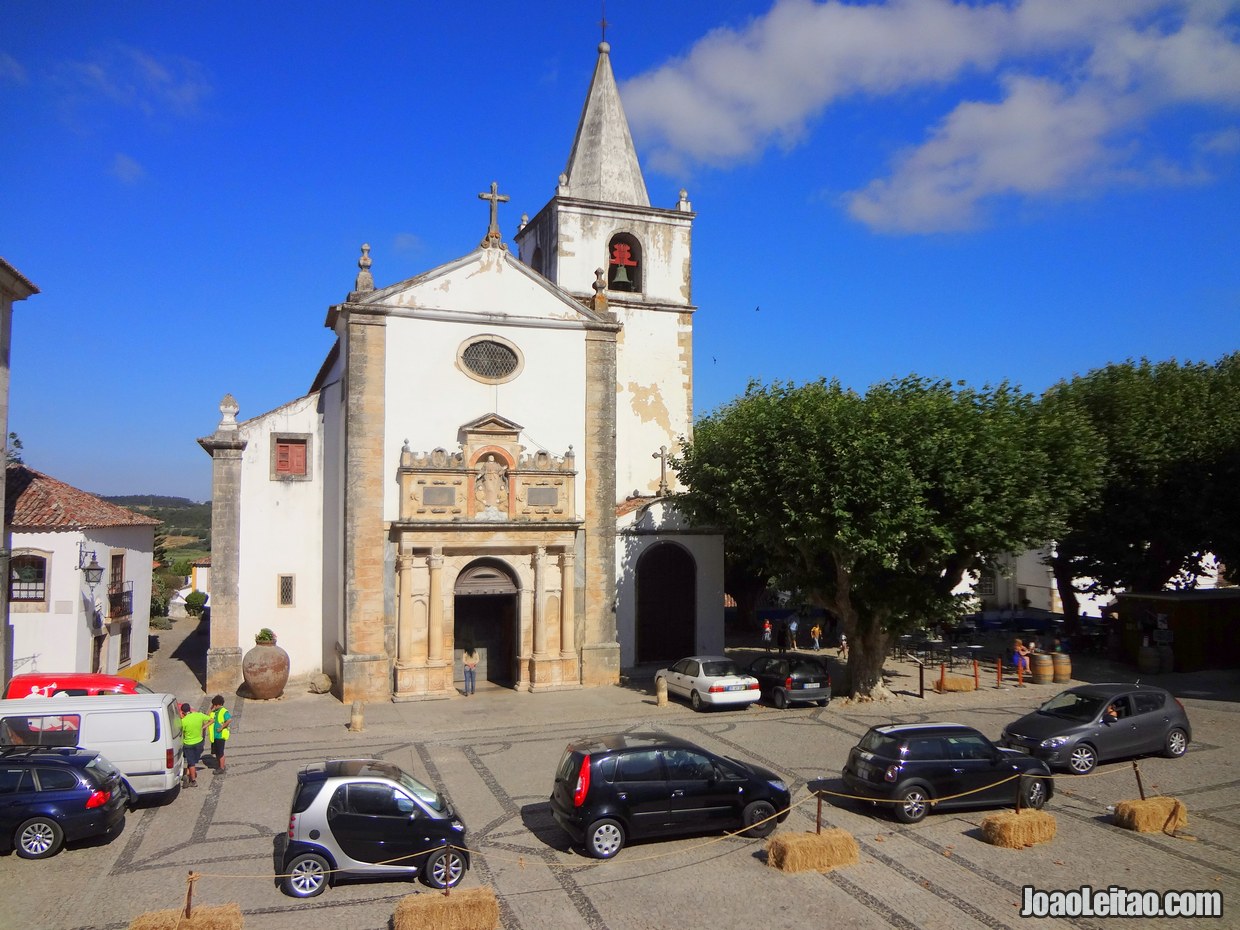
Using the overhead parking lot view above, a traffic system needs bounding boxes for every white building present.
[4,464,158,680]
[200,41,724,702]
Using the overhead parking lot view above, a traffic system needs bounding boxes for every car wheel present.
[741,800,778,838]
[1164,728,1189,759]
[1020,777,1048,810]
[422,846,467,889]
[282,852,330,898]
[690,690,704,712]
[15,817,63,859]
[585,818,625,859]
[816,699,829,707]
[773,689,787,710]
[1068,744,1097,774]
[893,786,930,824]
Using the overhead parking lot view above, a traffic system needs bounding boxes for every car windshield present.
[1039,691,1106,721]
[790,661,824,675]
[395,769,445,812]
[86,755,121,780]
[857,731,904,758]
[701,660,739,677]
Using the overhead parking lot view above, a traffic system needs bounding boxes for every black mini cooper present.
[841,722,1053,824]
[550,732,790,859]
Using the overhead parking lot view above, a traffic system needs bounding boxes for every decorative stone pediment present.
[398,418,578,524]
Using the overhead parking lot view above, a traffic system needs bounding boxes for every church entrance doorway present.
[635,543,696,664]
[453,560,519,690]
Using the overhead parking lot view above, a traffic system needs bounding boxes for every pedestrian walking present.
[810,623,822,651]
[837,633,848,660]
[179,703,211,787]
[777,622,790,655]
[788,616,799,650]
[761,619,773,651]
[207,695,233,772]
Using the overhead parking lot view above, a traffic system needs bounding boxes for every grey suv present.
[281,758,469,897]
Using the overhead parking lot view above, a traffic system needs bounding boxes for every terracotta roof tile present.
[4,464,162,529]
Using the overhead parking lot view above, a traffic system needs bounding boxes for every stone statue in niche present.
[475,454,509,519]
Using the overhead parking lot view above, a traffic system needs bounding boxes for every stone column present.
[396,547,415,665]
[582,325,620,685]
[532,546,547,657]
[197,395,247,694]
[559,549,576,656]
[427,549,444,663]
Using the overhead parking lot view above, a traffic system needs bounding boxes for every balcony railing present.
[107,580,133,619]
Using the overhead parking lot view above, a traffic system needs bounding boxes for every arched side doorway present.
[454,560,519,689]
[635,543,697,664]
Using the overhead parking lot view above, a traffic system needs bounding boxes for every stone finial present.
[218,394,239,431]
[354,243,374,292]
[402,438,410,453]
[557,172,569,196]
[591,268,609,313]
[519,212,529,231]
[677,188,692,212]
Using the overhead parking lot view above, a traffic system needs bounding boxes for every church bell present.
[610,264,631,287]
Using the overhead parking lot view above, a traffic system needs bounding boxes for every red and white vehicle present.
[4,673,152,700]
[654,655,761,711]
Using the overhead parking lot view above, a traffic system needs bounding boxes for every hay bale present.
[980,809,1057,848]
[935,675,976,692]
[765,830,859,873]
[128,903,243,930]
[393,887,500,930]
[1113,797,1188,835]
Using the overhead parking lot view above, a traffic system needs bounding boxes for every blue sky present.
[3,0,1238,503]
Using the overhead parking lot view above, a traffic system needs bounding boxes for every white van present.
[0,692,184,800]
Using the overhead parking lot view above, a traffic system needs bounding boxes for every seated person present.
[1012,638,1031,672]
[1105,702,1121,722]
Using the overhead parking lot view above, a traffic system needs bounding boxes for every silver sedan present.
[654,655,760,711]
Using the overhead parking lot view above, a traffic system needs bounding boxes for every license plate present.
[727,684,747,691]
[802,682,819,688]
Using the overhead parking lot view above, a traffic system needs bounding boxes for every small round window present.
[459,336,522,384]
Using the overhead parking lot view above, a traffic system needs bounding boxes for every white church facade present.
[200,42,724,703]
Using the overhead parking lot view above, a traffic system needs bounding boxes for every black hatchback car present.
[550,732,790,859]
[282,759,469,897]
[1000,683,1192,774]
[841,723,1053,824]
[745,655,832,708]
[0,746,127,858]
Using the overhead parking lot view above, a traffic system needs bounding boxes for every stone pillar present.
[559,549,576,656]
[197,395,247,694]
[340,309,390,702]
[427,549,444,663]
[532,546,547,657]
[582,325,621,686]
[396,548,415,664]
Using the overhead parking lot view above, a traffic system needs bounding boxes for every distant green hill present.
[102,496,212,547]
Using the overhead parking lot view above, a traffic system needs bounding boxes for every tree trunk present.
[848,613,892,700]
[1051,554,1081,637]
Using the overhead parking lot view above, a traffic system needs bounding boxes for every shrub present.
[185,591,207,617]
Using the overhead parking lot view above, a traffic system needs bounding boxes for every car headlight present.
[451,820,465,831]
[1040,736,1070,750]
[768,779,788,792]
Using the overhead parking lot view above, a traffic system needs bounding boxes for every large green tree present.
[675,377,1100,699]
[1045,356,1240,620]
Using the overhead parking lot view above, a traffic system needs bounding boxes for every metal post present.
[973,659,980,689]
[184,871,197,919]
[918,663,925,699]
[816,792,823,835]
[939,662,946,691]
[1133,761,1146,801]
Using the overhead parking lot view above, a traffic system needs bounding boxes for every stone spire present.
[354,243,374,292]
[562,42,650,207]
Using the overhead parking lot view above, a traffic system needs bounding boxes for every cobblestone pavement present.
[2,618,1237,930]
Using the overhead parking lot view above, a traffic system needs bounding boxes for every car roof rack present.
[0,744,83,758]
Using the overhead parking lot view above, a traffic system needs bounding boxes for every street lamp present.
[79,542,104,592]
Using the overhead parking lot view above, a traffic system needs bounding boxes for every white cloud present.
[392,232,424,253]
[110,153,146,184]
[54,44,211,121]
[622,0,1240,233]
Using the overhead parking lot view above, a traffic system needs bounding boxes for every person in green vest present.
[207,694,233,772]
[179,702,211,787]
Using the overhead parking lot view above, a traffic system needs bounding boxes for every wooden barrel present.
[1052,653,1072,683]
[1138,646,1160,675]
[1031,653,1053,684]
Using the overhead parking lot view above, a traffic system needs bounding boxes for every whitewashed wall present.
[235,393,324,678]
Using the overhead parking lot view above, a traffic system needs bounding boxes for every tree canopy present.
[674,376,1102,699]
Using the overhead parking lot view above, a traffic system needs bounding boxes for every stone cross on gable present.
[652,445,670,496]
[478,181,510,248]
